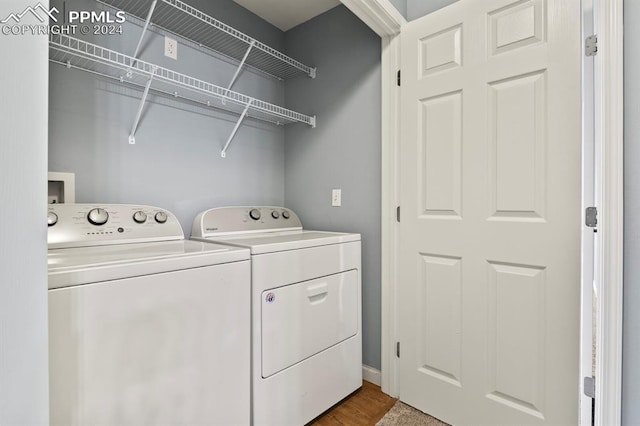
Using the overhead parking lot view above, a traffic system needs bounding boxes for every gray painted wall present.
[0,1,50,423]
[407,0,459,21]
[49,0,289,233]
[284,6,382,370]
[388,0,407,19]
[623,1,640,423]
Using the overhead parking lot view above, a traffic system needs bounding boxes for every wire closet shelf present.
[96,0,316,80]
[49,34,316,128]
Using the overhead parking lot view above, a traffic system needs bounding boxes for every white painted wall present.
[0,1,50,423]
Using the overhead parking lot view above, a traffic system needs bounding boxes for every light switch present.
[332,189,341,207]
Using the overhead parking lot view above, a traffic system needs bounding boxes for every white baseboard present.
[362,364,382,386]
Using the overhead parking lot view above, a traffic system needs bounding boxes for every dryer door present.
[261,269,359,378]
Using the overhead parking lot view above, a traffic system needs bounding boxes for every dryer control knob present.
[47,212,58,227]
[133,211,147,224]
[249,208,261,221]
[282,210,290,219]
[87,208,109,226]
[271,210,280,219]
[154,211,168,224]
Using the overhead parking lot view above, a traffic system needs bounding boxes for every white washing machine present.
[191,206,362,426]
[47,204,251,426]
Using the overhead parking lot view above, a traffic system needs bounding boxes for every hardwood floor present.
[309,381,398,426]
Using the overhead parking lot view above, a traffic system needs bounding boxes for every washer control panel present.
[192,206,302,238]
[48,204,184,249]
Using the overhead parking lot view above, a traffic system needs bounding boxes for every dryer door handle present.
[306,282,329,304]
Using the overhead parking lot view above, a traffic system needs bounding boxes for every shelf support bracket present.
[221,99,253,158]
[129,68,156,145]
[131,0,158,66]
[224,40,255,98]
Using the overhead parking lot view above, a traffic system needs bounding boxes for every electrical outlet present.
[164,36,177,60]
[332,189,341,207]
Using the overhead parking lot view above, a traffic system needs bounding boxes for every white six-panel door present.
[398,0,582,424]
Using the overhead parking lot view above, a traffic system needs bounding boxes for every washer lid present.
[48,240,249,289]
[199,229,361,255]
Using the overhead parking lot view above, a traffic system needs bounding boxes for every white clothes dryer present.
[191,206,362,426]
[48,204,251,426]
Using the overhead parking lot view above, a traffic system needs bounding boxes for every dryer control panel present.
[192,206,302,238]
[48,204,184,249]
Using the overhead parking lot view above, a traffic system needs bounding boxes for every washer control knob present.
[154,211,168,224]
[271,210,280,219]
[133,211,147,224]
[282,210,290,219]
[249,209,261,221]
[47,212,58,227]
[87,208,109,226]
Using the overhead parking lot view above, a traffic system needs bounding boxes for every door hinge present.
[584,376,595,398]
[397,69,401,86]
[585,207,598,228]
[586,35,598,56]
[396,341,400,358]
[396,206,400,223]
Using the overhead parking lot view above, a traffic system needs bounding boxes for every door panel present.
[418,254,462,386]
[420,91,463,218]
[398,0,581,424]
[488,71,547,219]
[486,261,546,418]
[419,25,462,76]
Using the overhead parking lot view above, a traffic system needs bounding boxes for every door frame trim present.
[580,1,595,424]
[340,0,405,36]
[594,0,624,423]
[378,32,402,398]
[340,0,624,421]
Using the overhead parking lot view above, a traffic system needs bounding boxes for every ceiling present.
[233,0,340,32]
